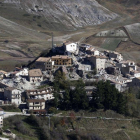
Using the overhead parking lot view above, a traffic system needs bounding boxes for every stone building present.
[116,61,137,76]
[28,69,43,83]
[78,63,92,71]
[4,87,21,106]
[86,47,99,56]
[35,57,54,71]
[87,56,107,72]
[106,67,121,76]
[108,51,123,61]
[51,55,72,69]
[27,99,45,110]
[130,77,140,87]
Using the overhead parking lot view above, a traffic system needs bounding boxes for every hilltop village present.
[0,41,139,122]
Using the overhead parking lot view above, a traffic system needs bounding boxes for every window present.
[35,102,39,104]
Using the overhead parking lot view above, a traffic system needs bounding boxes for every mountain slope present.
[3,0,118,30]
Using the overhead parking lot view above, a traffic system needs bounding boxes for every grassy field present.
[124,23,140,44]
[3,110,140,140]
[3,116,39,140]
[100,38,122,51]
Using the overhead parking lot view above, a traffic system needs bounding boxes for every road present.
[3,112,28,118]
[3,112,133,121]
[52,115,132,121]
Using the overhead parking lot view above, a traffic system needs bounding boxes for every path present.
[47,32,84,42]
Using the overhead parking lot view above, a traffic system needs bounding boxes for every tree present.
[90,80,127,114]
[53,91,60,108]
[69,79,89,110]
[116,93,127,114]
[62,89,71,110]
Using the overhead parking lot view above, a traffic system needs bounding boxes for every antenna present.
[52,32,53,48]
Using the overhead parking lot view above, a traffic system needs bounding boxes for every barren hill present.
[3,0,117,30]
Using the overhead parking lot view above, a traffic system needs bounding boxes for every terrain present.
[0,0,118,71]
[0,0,140,70]
[3,110,140,140]
[83,0,140,63]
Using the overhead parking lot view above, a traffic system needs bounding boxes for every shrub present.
[23,14,30,17]
[48,107,57,114]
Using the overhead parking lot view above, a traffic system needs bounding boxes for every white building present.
[15,68,29,76]
[63,42,78,54]
[26,87,54,101]
[4,87,21,106]
[27,99,45,110]
[28,69,43,83]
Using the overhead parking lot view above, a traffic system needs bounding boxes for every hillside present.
[0,0,119,71]
[2,0,117,30]
[0,0,140,70]
[3,111,140,140]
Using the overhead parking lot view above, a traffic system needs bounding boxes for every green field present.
[100,38,122,51]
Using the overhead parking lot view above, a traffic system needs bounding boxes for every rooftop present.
[131,70,140,74]
[51,55,71,59]
[5,87,16,91]
[63,41,75,45]
[0,70,7,74]
[120,60,135,64]
[29,69,43,77]
[87,55,107,59]
[27,99,45,103]
[36,57,51,62]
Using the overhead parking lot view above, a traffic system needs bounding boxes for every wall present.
[66,43,77,53]
[52,57,72,66]
[11,89,21,106]
[0,116,3,127]
[30,76,43,83]
[28,102,45,110]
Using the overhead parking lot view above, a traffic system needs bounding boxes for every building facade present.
[35,57,54,71]
[86,47,99,56]
[26,87,54,101]
[51,55,72,69]
[116,61,137,76]
[106,67,121,76]
[87,56,106,72]
[29,69,43,83]
[4,87,21,106]
[63,42,78,54]
[27,99,45,110]
[108,51,123,61]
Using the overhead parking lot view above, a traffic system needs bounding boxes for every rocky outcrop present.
[4,0,118,30]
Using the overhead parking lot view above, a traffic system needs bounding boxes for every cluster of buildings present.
[0,41,139,118]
